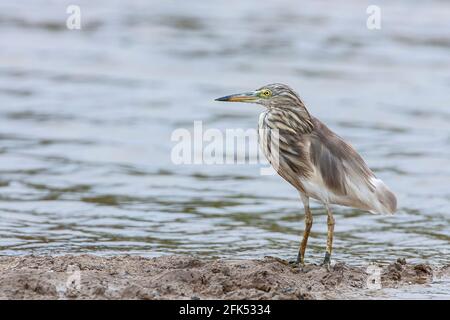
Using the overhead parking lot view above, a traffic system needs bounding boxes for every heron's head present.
[215,83,304,109]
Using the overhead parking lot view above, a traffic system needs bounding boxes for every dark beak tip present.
[215,96,228,102]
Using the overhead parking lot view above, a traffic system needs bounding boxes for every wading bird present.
[215,83,396,268]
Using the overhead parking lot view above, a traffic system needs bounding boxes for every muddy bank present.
[0,255,448,299]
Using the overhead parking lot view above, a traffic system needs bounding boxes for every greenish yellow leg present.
[296,195,313,265]
[323,205,335,268]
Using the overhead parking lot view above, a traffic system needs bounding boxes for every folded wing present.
[307,118,397,214]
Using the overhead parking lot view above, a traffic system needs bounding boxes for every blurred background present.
[0,0,449,279]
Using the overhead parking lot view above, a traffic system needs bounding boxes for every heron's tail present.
[369,178,397,215]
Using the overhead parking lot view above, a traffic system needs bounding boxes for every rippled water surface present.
[0,0,449,295]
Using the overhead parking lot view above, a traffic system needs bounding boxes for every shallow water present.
[0,0,449,297]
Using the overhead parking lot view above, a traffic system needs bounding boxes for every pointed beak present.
[215,91,258,103]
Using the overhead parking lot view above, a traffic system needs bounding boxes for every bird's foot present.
[288,256,306,271]
[288,259,300,267]
[264,256,292,267]
[321,252,332,272]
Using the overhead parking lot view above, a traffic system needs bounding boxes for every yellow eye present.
[261,89,272,97]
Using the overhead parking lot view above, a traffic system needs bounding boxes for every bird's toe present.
[288,259,300,268]
[321,252,332,271]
